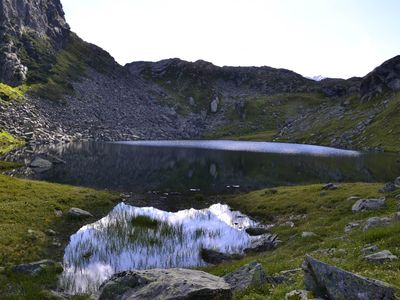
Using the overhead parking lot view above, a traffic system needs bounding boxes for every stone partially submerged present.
[302,255,395,300]
[244,233,280,253]
[96,268,232,300]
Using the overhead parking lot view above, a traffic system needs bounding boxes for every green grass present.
[0,83,27,102]
[205,93,328,140]
[0,174,119,299]
[201,183,400,299]
[0,132,25,155]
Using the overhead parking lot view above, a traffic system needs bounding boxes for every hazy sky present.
[62,0,400,79]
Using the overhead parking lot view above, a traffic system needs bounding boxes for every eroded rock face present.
[360,55,400,102]
[0,0,70,85]
[96,268,232,300]
[302,255,395,300]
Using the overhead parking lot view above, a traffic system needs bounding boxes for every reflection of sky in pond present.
[116,140,360,157]
[60,203,257,294]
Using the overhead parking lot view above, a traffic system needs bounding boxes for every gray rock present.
[68,207,93,219]
[394,176,400,188]
[12,259,61,276]
[30,157,53,170]
[285,290,313,300]
[364,250,398,263]
[210,97,219,113]
[394,212,400,221]
[96,268,232,300]
[301,232,318,238]
[303,255,395,300]
[344,222,360,233]
[379,182,397,193]
[361,245,379,256]
[223,262,267,291]
[352,198,386,212]
[200,248,242,265]
[244,233,280,253]
[363,216,391,231]
[322,183,338,190]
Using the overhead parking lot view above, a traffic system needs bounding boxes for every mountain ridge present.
[0,0,400,151]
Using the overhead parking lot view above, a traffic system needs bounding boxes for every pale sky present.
[62,0,400,79]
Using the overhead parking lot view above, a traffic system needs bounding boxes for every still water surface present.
[32,140,399,194]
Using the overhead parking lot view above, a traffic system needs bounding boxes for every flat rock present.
[68,207,93,219]
[322,183,338,190]
[363,216,391,231]
[12,260,61,276]
[352,198,386,213]
[244,233,280,253]
[301,232,318,238]
[364,250,399,263]
[96,268,232,300]
[361,245,379,256]
[303,255,395,300]
[223,262,267,291]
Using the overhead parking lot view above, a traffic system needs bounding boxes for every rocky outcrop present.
[96,268,232,300]
[361,55,400,102]
[302,255,396,300]
[0,0,70,85]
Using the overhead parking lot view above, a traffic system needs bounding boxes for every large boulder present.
[379,182,397,193]
[352,198,385,213]
[223,262,267,291]
[302,255,396,300]
[96,268,232,300]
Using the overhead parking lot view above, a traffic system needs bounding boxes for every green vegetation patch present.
[202,183,400,299]
[0,83,26,102]
[0,174,119,298]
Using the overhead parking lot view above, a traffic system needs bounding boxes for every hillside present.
[0,0,399,151]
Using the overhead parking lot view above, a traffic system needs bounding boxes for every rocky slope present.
[0,0,400,151]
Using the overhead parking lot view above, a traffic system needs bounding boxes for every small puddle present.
[59,203,257,294]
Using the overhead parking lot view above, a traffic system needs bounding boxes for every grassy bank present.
[0,173,119,299]
[203,183,400,299]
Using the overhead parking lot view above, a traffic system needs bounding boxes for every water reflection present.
[21,141,400,194]
[60,203,257,294]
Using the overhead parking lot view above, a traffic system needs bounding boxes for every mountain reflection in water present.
[60,203,257,294]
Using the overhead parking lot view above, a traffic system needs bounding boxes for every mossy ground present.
[0,83,27,102]
[202,183,400,299]
[0,174,119,299]
[0,131,25,155]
